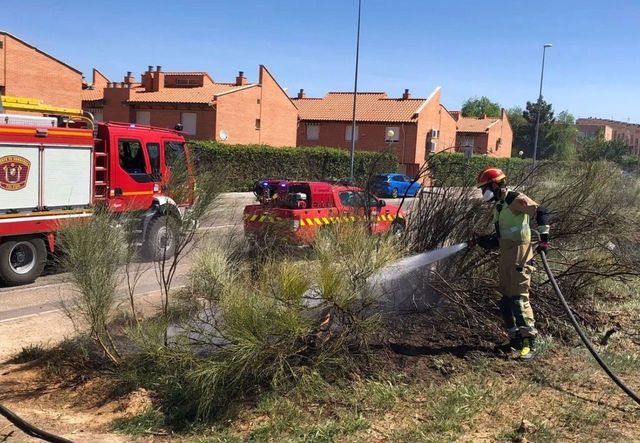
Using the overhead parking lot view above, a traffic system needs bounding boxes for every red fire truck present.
[0,96,192,286]
[243,179,406,245]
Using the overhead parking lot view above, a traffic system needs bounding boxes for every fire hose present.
[539,249,640,406]
[0,403,72,442]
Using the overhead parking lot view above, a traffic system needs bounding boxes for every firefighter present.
[475,166,550,360]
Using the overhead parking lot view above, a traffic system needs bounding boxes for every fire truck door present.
[337,190,379,231]
[110,138,154,211]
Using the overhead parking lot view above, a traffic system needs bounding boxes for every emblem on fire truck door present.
[0,155,31,191]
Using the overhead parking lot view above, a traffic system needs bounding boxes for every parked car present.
[371,173,421,198]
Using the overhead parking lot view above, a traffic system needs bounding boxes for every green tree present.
[461,96,502,118]
[544,111,577,160]
[578,131,629,164]
[512,98,555,158]
[508,106,528,156]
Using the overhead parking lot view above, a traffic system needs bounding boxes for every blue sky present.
[2,0,639,121]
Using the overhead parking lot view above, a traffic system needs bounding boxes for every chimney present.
[235,71,247,86]
[481,113,487,119]
[124,71,135,84]
[402,88,411,100]
[151,65,165,92]
[148,65,153,73]
[297,88,306,99]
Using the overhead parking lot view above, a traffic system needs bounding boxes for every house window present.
[136,111,151,126]
[181,112,197,135]
[255,118,261,130]
[385,126,400,143]
[176,78,199,86]
[345,125,359,141]
[93,111,104,122]
[306,123,320,141]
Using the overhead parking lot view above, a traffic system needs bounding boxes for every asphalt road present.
[0,192,415,359]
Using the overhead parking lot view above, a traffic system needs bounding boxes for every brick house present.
[451,110,513,158]
[0,31,83,109]
[576,118,640,153]
[82,65,298,146]
[293,87,457,175]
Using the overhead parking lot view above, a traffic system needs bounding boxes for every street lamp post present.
[532,43,552,167]
[349,0,362,183]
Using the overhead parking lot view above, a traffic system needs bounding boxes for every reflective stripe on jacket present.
[493,202,531,242]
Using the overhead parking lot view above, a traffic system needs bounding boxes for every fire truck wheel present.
[143,216,178,261]
[0,237,47,286]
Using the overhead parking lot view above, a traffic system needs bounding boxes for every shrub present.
[191,142,398,191]
[58,210,133,365]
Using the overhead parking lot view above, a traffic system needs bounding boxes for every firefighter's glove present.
[536,234,550,253]
[477,234,499,250]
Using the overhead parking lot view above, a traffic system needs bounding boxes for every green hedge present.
[428,153,598,187]
[428,153,531,186]
[191,142,398,192]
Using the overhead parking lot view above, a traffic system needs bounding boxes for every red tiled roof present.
[293,92,429,122]
[456,116,500,132]
[126,83,256,104]
[82,83,143,103]
[81,88,104,102]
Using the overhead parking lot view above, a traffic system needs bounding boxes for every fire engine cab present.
[243,179,406,245]
[0,96,193,286]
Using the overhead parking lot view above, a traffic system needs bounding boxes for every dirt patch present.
[0,361,159,442]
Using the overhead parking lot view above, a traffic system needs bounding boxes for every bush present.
[191,142,398,191]
[124,224,401,424]
[407,160,640,342]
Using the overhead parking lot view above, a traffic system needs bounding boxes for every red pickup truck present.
[243,180,405,245]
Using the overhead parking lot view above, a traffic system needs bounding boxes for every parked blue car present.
[371,173,421,198]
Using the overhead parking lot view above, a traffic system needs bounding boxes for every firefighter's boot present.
[519,337,537,360]
[498,333,522,353]
[496,296,521,353]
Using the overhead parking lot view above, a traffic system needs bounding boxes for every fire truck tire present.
[0,237,47,286]
[142,216,178,261]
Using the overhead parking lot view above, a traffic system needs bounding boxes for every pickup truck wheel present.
[0,238,46,286]
[391,219,406,236]
[143,216,178,261]
[391,188,399,198]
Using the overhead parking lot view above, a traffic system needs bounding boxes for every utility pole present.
[349,0,362,183]
[532,43,552,167]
